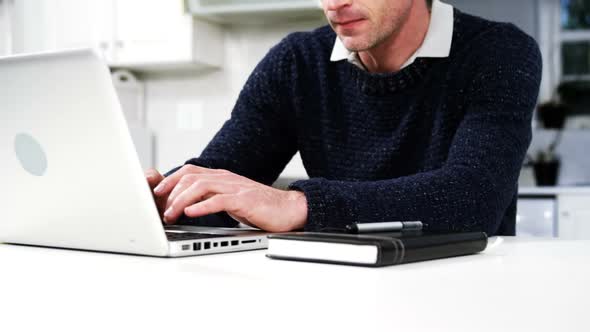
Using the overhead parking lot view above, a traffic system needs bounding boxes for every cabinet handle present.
[115,41,124,49]
[99,42,109,50]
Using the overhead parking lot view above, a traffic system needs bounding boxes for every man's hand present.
[145,168,168,219]
[150,165,308,233]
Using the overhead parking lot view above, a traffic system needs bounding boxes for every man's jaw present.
[339,36,372,53]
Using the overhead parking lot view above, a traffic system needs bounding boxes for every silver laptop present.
[0,48,268,257]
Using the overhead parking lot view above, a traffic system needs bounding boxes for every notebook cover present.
[266,232,488,267]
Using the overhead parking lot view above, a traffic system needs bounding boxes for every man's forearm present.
[289,165,516,235]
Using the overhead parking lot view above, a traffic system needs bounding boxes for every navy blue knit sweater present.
[174,10,542,236]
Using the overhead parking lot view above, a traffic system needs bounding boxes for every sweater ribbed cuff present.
[288,178,330,232]
[163,166,182,177]
[164,159,212,177]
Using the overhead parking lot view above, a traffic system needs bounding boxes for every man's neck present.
[358,2,431,73]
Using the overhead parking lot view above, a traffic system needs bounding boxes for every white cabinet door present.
[11,0,113,60]
[11,0,222,70]
[517,198,557,237]
[53,0,114,61]
[113,0,193,65]
[11,0,53,53]
[558,195,590,240]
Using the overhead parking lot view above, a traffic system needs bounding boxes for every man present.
[145,0,542,235]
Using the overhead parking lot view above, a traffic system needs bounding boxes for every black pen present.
[345,221,423,234]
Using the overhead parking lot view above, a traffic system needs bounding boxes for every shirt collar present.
[330,0,454,70]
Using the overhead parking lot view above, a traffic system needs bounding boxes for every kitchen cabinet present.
[518,187,590,239]
[558,195,590,240]
[53,0,113,61]
[517,197,557,237]
[187,0,323,24]
[112,0,223,71]
[11,0,223,72]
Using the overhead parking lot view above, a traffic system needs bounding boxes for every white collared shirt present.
[330,0,455,70]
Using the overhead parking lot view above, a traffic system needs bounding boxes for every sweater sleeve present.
[289,26,542,235]
[167,35,299,185]
[163,36,299,227]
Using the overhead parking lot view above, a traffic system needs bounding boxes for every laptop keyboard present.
[166,232,229,242]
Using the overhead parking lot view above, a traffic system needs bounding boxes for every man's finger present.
[165,174,197,211]
[144,169,167,219]
[184,194,237,219]
[153,165,209,197]
[164,172,237,212]
[163,181,236,223]
[145,168,164,189]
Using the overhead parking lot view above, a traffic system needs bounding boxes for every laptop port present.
[204,242,211,250]
[181,244,190,251]
[241,239,256,244]
[231,240,239,246]
[193,242,201,251]
[220,241,228,247]
[213,242,218,247]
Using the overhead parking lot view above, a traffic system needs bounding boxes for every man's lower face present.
[337,23,381,52]
[337,18,368,34]
[323,0,415,52]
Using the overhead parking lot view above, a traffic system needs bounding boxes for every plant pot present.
[533,159,560,186]
[536,102,568,129]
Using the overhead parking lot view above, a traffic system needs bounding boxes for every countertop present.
[1,237,589,332]
[519,186,590,195]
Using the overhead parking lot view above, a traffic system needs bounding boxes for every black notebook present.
[266,231,488,267]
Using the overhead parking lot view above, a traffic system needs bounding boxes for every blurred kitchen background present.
[1,0,590,238]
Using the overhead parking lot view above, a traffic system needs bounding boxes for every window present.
[561,0,590,29]
[537,0,590,101]
[560,0,590,80]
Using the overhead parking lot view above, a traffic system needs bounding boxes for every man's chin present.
[339,37,371,52]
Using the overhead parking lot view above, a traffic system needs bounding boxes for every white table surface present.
[1,237,589,332]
